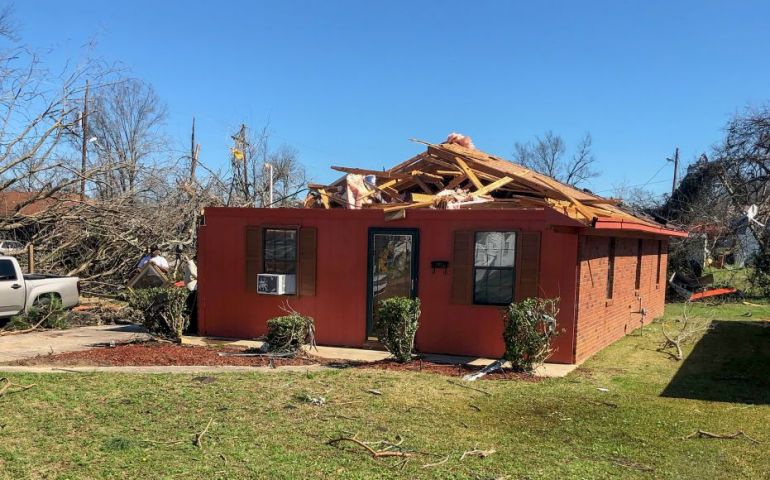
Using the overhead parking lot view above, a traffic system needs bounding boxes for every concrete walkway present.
[0,325,151,363]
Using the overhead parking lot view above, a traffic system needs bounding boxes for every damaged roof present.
[304,137,687,238]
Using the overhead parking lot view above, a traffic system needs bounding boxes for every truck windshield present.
[0,259,17,281]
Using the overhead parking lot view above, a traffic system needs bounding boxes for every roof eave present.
[592,218,689,238]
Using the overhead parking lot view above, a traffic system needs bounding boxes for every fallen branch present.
[685,430,760,444]
[328,436,413,458]
[193,418,213,448]
[447,379,491,396]
[460,447,496,460]
[0,377,37,398]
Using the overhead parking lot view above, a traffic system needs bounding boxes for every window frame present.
[0,259,18,282]
[634,239,643,290]
[606,237,616,300]
[261,227,299,275]
[471,230,517,306]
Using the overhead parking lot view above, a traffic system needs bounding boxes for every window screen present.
[263,229,297,274]
[473,232,516,305]
[0,259,17,281]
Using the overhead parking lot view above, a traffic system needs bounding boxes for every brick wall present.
[573,235,668,363]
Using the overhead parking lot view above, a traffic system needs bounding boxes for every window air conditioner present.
[257,274,296,295]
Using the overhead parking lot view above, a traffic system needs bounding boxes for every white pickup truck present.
[0,256,80,318]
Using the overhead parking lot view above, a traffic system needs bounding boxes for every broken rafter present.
[331,166,409,180]
[472,176,513,197]
[451,156,484,190]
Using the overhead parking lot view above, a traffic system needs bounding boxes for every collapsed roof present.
[303,136,687,237]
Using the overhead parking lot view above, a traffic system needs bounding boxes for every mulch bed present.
[9,342,539,380]
[10,343,318,367]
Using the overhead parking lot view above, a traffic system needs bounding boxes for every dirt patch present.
[349,358,541,381]
[10,343,318,367]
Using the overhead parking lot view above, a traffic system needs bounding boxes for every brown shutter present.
[515,232,541,301]
[451,231,474,304]
[298,227,317,296]
[245,226,262,292]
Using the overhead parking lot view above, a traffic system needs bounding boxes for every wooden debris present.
[460,447,496,460]
[328,435,414,459]
[0,378,37,398]
[685,430,760,443]
[303,139,669,233]
[193,418,214,448]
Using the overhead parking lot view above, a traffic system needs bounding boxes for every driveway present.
[0,325,151,363]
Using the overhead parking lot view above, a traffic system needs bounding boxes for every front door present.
[366,228,419,337]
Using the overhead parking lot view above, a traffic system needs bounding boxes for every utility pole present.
[80,80,89,201]
[190,117,199,183]
[239,124,248,198]
[668,147,679,198]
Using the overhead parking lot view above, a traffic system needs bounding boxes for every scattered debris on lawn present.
[462,359,504,381]
[296,393,327,406]
[366,389,382,396]
[358,359,538,382]
[659,303,712,361]
[422,455,451,468]
[448,379,491,396]
[328,434,413,459]
[685,430,761,444]
[193,418,214,448]
[460,446,497,460]
[0,377,37,398]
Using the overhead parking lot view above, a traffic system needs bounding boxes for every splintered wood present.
[303,139,637,226]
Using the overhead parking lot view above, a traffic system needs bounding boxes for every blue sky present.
[13,1,770,195]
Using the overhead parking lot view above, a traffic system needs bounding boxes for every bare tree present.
[513,131,598,187]
[226,123,307,207]
[87,78,168,200]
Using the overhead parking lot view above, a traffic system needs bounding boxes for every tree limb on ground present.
[328,435,414,459]
[685,430,760,444]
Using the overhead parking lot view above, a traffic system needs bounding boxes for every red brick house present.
[197,141,685,364]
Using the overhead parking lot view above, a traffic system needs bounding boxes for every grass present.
[0,302,769,479]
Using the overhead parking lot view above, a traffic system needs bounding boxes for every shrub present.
[375,296,421,363]
[502,298,559,373]
[265,313,315,353]
[6,297,69,331]
[129,287,189,339]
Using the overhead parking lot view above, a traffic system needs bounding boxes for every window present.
[473,231,516,305]
[635,239,643,290]
[606,238,616,299]
[0,259,17,281]
[656,240,663,285]
[263,229,297,274]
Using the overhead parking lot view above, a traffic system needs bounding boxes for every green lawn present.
[1,302,769,479]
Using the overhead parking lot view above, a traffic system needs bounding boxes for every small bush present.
[502,298,559,373]
[265,313,315,353]
[6,297,69,331]
[375,296,420,363]
[129,287,189,340]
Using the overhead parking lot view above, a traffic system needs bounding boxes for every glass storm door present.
[366,229,419,337]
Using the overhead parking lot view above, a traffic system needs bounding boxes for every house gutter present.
[591,218,689,238]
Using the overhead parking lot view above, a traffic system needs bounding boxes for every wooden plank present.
[410,193,435,203]
[412,176,433,194]
[382,200,433,213]
[446,174,467,190]
[331,166,409,180]
[472,176,513,196]
[360,178,398,200]
[384,209,406,221]
[452,156,484,189]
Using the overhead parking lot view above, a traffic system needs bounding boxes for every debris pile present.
[304,134,673,230]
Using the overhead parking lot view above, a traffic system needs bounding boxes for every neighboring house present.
[197,140,686,364]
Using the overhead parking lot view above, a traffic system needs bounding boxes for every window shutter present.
[515,232,541,301]
[298,227,317,296]
[451,231,474,304]
[245,226,262,292]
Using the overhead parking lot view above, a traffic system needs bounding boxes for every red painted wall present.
[198,207,581,363]
[573,234,669,363]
